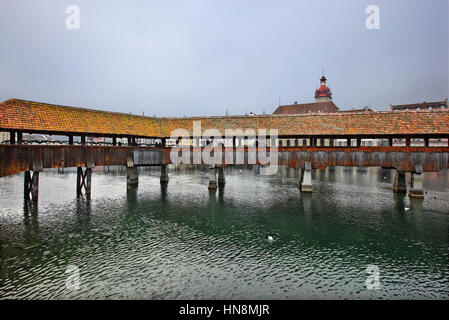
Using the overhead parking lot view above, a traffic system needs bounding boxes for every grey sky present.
[0,0,447,116]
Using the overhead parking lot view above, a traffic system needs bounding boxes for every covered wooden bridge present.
[1,98,449,202]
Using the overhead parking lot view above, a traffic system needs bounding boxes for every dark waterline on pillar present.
[0,166,448,299]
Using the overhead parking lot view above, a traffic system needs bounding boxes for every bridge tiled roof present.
[0,99,164,137]
[1,99,449,138]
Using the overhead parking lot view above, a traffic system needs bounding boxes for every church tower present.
[315,74,332,102]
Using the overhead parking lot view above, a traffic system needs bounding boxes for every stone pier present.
[299,162,313,193]
[217,167,226,186]
[160,164,169,184]
[392,170,406,193]
[126,157,138,188]
[409,172,424,198]
[208,167,217,190]
[126,167,138,188]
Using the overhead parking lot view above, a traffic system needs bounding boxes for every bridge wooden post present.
[388,138,393,146]
[69,135,74,145]
[392,170,406,193]
[77,167,92,196]
[347,138,351,147]
[10,131,16,144]
[160,164,169,184]
[424,137,429,147]
[24,170,40,202]
[218,167,225,186]
[17,132,23,144]
[80,135,86,145]
[208,166,217,190]
[405,137,411,147]
[298,168,304,189]
[161,138,166,147]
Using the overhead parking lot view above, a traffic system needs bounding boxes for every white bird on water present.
[405,207,410,212]
[268,236,274,242]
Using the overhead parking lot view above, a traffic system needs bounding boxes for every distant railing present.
[0,140,160,147]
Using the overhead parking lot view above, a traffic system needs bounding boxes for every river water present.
[0,165,448,299]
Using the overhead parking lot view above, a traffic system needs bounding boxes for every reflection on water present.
[0,166,448,299]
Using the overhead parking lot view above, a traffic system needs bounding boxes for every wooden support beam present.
[405,137,411,147]
[112,137,117,146]
[77,167,92,196]
[17,132,23,144]
[10,131,16,145]
[69,135,74,145]
[347,138,351,147]
[424,137,429,147]
[80,135,86,145]
[24,170,39,202]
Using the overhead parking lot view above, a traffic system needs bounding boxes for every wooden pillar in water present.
[218,167,226,186]
[160,164,169,184]
[24,170,40,202]
[77,167,92,196]
[208,167,217,190]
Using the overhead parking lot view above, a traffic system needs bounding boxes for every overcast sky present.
[0,0,447,116]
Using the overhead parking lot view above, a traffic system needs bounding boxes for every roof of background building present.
[273,101,340,115]
[1,99,449,137]
[390,99,448,110]
[339,107,374,113]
